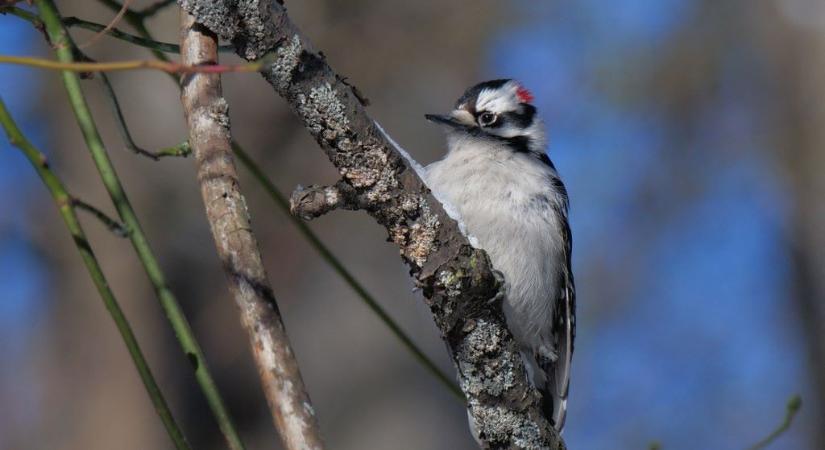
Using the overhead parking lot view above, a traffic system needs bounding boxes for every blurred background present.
[1,0,823,449]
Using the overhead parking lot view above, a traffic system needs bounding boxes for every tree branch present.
[0,53,269,74]
[179,11,324,450]
[179,1,566,448]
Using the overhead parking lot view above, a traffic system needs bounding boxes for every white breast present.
[424,136,567,353]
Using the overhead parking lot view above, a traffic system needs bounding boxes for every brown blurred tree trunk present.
[759,7,825,449]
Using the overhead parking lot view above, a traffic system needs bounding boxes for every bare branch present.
[179,1,566,448]
[72,197,130,237]
[0,53,271,74]
[179,11,324,450]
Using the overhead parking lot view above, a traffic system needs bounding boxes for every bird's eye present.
[478,112,498,126]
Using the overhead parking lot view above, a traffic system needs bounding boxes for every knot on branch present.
[289,181,359,220]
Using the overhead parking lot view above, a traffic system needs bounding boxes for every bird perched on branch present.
[424,79,575,432]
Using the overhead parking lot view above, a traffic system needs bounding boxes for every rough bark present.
[179,11,325,450]
[178,1,567,448]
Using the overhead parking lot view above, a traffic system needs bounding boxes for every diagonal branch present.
[179,1,566,448]
[179,11,324,450]
[0,53,270,73]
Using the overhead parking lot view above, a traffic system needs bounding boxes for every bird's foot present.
[488,270,506,306]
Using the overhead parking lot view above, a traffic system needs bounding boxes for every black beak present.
[425,114,468,130]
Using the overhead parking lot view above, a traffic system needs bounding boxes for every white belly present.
[425,146,566,352]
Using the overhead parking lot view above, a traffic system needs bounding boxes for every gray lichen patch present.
[236,0,279,59]
[457,319,519,397]
[266,35,302,90]
[338,145,398,203]
[438,269,462,298]
[180,0,241,40]
[400,194,420,214]
[208,98,231,130]
[471,403,544,449]
[296,83,350,139]
[402,201,439,267]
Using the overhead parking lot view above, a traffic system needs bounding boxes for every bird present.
[423,79,575,432]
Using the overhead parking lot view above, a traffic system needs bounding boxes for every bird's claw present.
[488,270,506,306]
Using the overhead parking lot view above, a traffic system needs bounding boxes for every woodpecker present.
[423,79,575,432]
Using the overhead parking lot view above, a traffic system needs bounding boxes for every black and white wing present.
[541,197,575,432]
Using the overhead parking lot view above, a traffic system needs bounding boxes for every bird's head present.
[426,79,546,154]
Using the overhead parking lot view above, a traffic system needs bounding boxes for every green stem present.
[233,144,464,400]
[96,0,169,62]
[747,395,802,450]
[33,2,246,449]
[0,5,41,25]
[62,17,235,54]
[63,16,182,53]
[0,97,191,450]
[72,197,129,237]
[97,70,158,159]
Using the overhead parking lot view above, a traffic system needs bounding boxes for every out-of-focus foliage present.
[0,1,822,449]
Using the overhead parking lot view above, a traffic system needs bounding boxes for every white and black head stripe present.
[455,79,512,112]
[479,104,536,134]
[503,104,536,128]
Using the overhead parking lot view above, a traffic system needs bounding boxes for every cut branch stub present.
[289,181,360,220]
[179,1,566,448]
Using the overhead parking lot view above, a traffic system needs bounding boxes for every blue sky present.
[487,2,808,449]
[0,15,50,438]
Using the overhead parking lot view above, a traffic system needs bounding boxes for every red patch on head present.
[516,85,534,104]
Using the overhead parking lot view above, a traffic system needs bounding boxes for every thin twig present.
[97,71,189,160]
[72,197,130,236]
[747,395,802,450]
[0,54,268,73]
[1,5,41,26]
[156,141,192,158]
[77,0,131,49]
[0,97,191,450]
[61,16,235,53]
[180,11,324,450]
[64,16,177,53]
[97,71,158,159]
[33,2,247,449]
[96,0,169,61]
[96,0,175,20]
[138,0,176,18]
